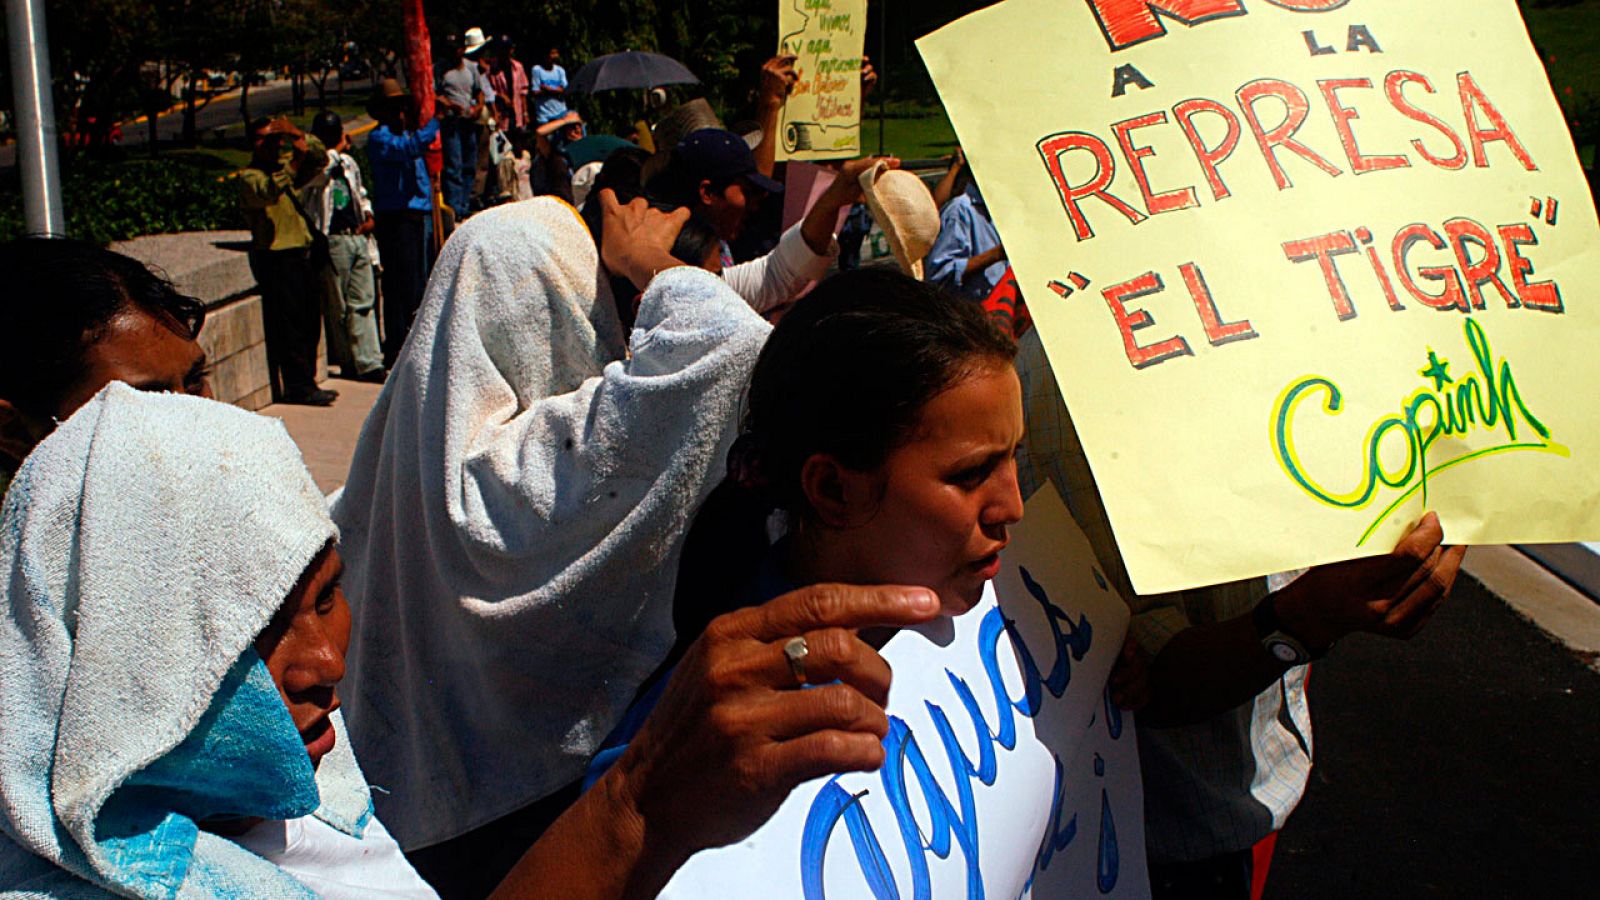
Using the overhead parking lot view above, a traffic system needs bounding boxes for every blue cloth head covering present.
[95,652,319,896]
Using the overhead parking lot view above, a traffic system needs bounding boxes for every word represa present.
[1038,69,1533,242]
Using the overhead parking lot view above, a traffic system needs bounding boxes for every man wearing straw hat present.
[437,29,494,221]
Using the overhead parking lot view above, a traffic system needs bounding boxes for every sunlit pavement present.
[261,375,384,495]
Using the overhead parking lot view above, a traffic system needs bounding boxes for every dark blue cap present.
[672,129,784,195]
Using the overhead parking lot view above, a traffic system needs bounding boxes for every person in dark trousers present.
[307,111,387,384]
[237,117,339,407]
[366,79,441,367]
[437,32,490,221]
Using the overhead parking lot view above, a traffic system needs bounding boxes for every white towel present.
[0,385,340,897]
[332,198,772,850]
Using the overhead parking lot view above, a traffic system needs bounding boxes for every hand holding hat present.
[823,156,899,205]
[858,159,941,280]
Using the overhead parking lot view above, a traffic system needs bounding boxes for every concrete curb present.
[1463,545,1600,672]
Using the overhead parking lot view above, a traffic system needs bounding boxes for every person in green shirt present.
[238,118,339,407]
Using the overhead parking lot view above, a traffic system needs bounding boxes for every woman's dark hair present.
[669,213,721,270]
[670,269,1017,652]
[736,268,1018,513]
[0,237,205,417]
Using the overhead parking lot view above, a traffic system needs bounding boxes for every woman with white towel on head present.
[0,385,430,899]
[330,193,783,894]
[0,385,937,898]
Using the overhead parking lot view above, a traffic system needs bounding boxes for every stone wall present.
[111,231,326,410]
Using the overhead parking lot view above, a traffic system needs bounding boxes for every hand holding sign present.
[920,0,1600,592]
[1276,511,1466,648]
[658,487,1152,898]
[761,54,800,111]
[604,584,941,866]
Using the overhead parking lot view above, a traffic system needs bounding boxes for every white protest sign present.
[660,486,1151,898]
[777,0,867,161]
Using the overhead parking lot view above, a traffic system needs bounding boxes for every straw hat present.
[464,27,490,56]
[366,77,412,118]
[641,99,726,187]
[858,161,940,280]
[651,99,724,158]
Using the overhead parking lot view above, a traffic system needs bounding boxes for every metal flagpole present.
[6,0,65,235]
[877,0,887,156]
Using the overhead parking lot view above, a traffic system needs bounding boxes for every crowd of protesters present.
[0,23,1471,900]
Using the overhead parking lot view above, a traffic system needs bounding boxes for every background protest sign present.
[660,486,1150,899]
[919,0,1600,594]
[776,0,866,161]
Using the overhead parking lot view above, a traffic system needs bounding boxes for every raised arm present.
[931,147,966,209]
[366,117,441,164]
[752,55,798,179]
[719,158,895,313]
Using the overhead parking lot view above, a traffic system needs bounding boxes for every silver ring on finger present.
[783,635,810,685]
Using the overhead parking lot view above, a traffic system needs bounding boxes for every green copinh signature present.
[1272,318,1566,546]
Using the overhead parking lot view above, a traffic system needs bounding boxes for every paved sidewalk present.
[261,376,384,494]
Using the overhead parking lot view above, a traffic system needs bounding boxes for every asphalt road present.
[1270,577,1600,898]
[2,74,367,168]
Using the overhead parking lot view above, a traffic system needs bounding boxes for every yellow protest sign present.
[919,0,1600,594]
[777,0,865,161]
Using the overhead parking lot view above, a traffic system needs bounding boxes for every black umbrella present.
[569,51,700,94]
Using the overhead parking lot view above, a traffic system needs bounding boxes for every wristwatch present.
[1252,595,1315,667]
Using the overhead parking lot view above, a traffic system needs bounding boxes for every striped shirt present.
[1013,330,1313,864]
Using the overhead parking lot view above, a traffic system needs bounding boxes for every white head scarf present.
[333,198,771,850]
[0,385,341,897]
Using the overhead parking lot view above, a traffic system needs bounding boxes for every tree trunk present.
[240,80,252,132]
[182,75,198,146]
[146,104,160,154]
[149,66,181,154]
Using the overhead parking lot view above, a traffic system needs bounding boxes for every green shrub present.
[0,154,244,245]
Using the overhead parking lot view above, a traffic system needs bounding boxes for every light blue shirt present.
[926,183,1006,300]
[366,118,440,213]
[531,64,569,123]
